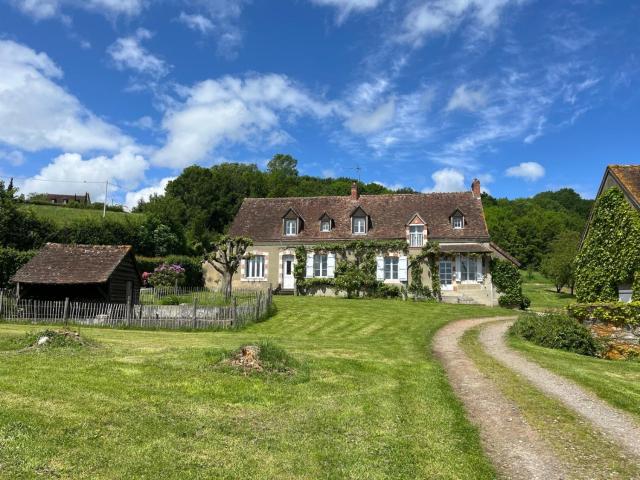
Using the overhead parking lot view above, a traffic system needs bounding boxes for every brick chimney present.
[471,178,481,198]
[351,182,359,200]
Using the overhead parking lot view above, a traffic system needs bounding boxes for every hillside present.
[23,204,145,226]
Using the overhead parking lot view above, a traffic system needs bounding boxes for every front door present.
[282,255,295,290]
[439,259,453,290]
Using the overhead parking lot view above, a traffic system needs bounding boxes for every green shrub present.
[372,283,402,298]
[136,255,204,287]
[492,259,530,309]
[0,247,36,288]
[567,302,640,328]
[509,312,600,356]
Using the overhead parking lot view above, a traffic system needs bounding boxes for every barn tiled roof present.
[11,243,133,285]
[608,165,640,207]
[229,191,490,242]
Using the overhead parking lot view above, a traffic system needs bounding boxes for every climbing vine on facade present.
[574,188,640,302]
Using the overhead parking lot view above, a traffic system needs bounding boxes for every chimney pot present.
[351,182,359,199]
[471,178,481,197]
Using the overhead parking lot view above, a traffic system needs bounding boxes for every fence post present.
[192,298,198,329]
[63,297,69,327]
[255,291,261,321]
[231,297,237,326]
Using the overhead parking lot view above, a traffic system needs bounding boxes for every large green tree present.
[541,230,580,293]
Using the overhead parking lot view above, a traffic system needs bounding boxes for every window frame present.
[384,256,399,280]
[452,215,464,229]
[409,224,424,247]
[320,220,331,232]
[352,216,367,235]
[313,253,328,278]
[245,255,265,279]
[284,218,298,236]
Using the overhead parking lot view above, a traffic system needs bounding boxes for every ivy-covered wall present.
[574,188,640,302]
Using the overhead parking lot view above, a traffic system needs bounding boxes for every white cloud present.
[398,0,522,47]
[0,150,25,166]
[11,0,144,20]
[345,99,395,134]
[446,84,488,112]
[20,148,149,202]
[125,176,174,210]
[505,162,545,181]
[321,169,336,178]
[107,29,169,78]
[0,40,131,153]
[153,74,335,168]
[310,0,383,23]
[178,12,214,34]
[423,168,466,192]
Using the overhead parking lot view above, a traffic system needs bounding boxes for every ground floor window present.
[459,255,477,282]
[384,256,399,280]
[245,255,265,279]
[439,259,452,287]
[314,254,328,277]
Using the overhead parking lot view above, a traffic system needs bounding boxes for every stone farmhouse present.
[205,180,519,305]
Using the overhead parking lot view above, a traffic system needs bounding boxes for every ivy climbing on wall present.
[574,188,640,302]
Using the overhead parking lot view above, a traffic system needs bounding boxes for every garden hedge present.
[136,255,204,287]
[567,302,640,328]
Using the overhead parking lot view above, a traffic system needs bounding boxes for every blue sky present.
[0,0,639,208]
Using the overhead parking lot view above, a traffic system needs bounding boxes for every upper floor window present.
[352,217,367,234]
[245,255,265,279]
[314,254,328,277]
[321,220,331,232]
[409,225,424,247]
[452,215,464,229]
[384,256,399,280]
[284,219,298,235]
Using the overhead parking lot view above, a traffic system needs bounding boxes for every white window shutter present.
[376,256,384,281]
[398,256,408,281]
[327,253,336,278]
[477,256,484,282]
[306,253,314,278]
[455,255,462,282]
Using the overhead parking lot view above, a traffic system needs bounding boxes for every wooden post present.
[231,297,237,326]
[192,298,198,329]
[255,291,262,321]
[63,297,70,327]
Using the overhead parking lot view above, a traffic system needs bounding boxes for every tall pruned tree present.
[541,231,580,293]
[205,236,253,299]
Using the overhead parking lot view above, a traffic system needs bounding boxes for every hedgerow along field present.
[0,297,508,479]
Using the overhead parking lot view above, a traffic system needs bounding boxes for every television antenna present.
[351,164,362,183]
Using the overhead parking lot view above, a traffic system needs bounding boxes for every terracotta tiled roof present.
[608,165,640,207]
[229,192,490,242]
[11,243,133,285]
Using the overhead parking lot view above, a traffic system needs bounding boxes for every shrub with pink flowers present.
[147,263,186,288]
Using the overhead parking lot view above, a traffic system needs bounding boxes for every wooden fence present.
[0,288,273,330]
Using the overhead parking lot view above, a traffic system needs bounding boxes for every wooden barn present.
[11,244,141,304]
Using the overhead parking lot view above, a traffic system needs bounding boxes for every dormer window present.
[353,217,366,234]
[319,212,333,233]
[284,219,298,236]
[409,225,424,247]
[351,206,368,235]
[452,215,464,229]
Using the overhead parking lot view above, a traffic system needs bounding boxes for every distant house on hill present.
[206,180,520,305]
[39,192,91,205]
[11,244,141,304]
[580,165,640,302]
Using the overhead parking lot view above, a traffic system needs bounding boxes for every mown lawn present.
[509,336,640,420]
[0,297,506,479]
[520,271,576,311]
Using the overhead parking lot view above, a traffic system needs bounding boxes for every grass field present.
[520,270,576,311]
[509,336,640,420]
[462,327,640,479]
[23,204,144,226]
[0,297,507,479]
